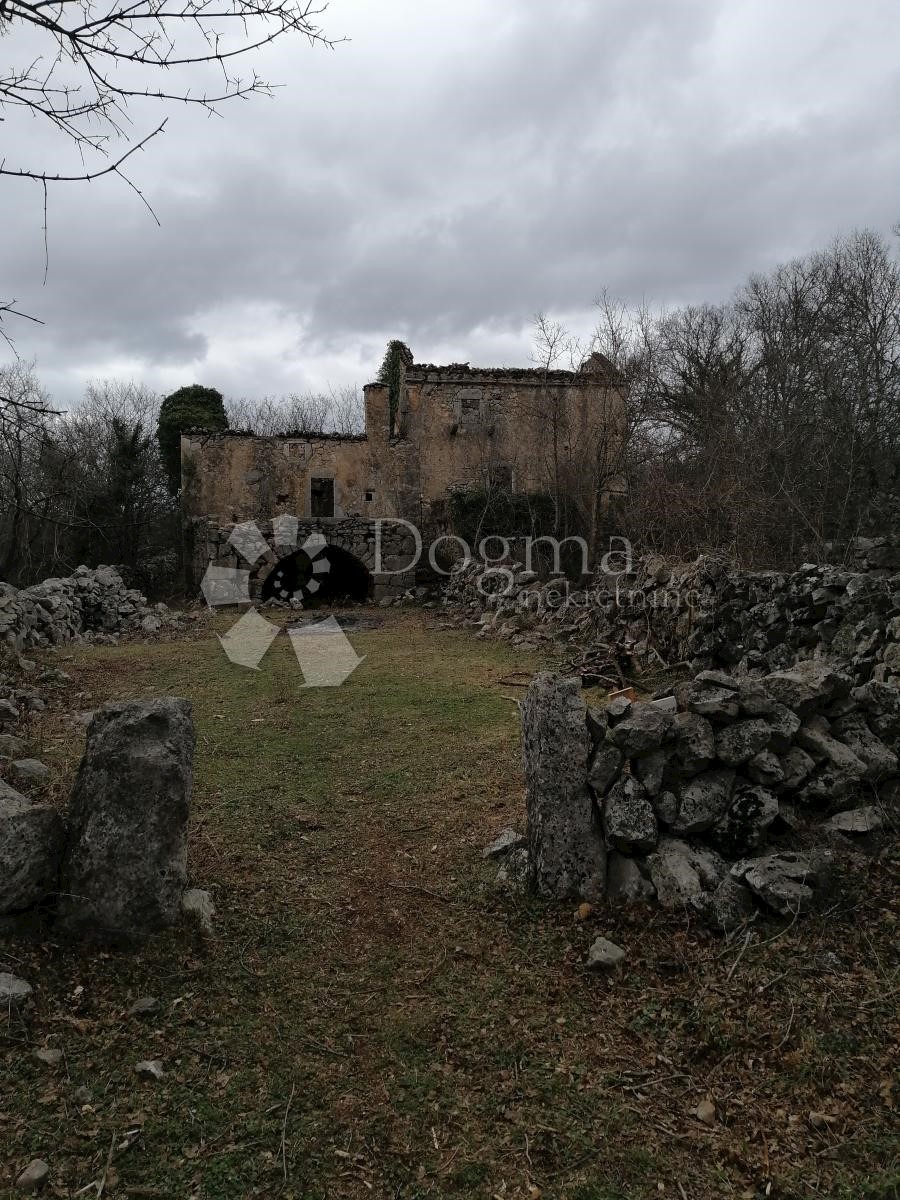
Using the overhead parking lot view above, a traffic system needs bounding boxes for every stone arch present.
[200,515,420,604]
[260,542,373,605]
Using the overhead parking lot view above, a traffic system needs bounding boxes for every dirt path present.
[2,612,897,1199]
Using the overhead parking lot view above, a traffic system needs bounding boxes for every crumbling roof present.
[404,351,619,384]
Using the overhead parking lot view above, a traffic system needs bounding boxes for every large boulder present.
[523,674,605,903]
[0,782,64,914]
[56,698,195,944]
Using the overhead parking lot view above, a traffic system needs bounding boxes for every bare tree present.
[530,311,576,535]
[226,386,363,437]
[0,0,338,199]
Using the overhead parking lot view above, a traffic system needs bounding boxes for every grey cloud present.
[2,0,899,403]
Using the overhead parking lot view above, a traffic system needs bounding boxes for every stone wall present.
[188,514,420,603]
[442,551,900,687]
[180,353,625,532]
[517,664,898,928]
[0,566,180,653]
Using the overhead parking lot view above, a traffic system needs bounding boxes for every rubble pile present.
[0,565,183,653]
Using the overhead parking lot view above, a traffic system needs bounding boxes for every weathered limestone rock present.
[586,936,626,972]
[608,706,674,757]
[182,887,215,935]
[829,714,898,780]
[0,733,28,758]
[15,1159,49,1192]
[523,674,605,902]
[0,785,65,914]
[606,695,632,723]
[779,745,816,789]
[715,719,773,766]
[56,698,195,944]
[671,711,715,775]
[603,777,658,853]
[135,1059,165,1081]
[0,972,33,1009]
[711,783,779,855]
[796,716,868,776]
[762,661,851,716]
[852,680,900,742]
[766,703,802,753]
[482,829,526,859]
[731,851,832,915]
[33,1048,63,1067]
[606,852,656,904]
[824,806,884,835]
[736,681,779,717]
[10,759,50,786]
[652,790,679,825]
[747,750,785,787]
[674,681,740,722]
[701,876,755,930]
[647,837,727,909]
[633,748,666,796]
[587,741,624,795]
[671,769,735,834]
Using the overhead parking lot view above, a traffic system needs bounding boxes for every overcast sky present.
[3,0,900,407]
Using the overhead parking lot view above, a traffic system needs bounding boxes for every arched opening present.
[260,543,373,607]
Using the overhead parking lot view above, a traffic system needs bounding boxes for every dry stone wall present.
[0,565,180,653]
[517,664,898,928]
[443,546,900,687]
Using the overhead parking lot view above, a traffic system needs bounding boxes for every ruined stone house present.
[182,350,624,602]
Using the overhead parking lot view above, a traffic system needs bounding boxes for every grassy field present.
[1,612,898,1199]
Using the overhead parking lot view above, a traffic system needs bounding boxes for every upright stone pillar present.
[57,698,195,944]
[522,673,606,902]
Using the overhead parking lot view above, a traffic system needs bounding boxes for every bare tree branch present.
[0,0,339,193]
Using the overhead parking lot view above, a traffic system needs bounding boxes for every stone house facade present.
[182,350,624,601]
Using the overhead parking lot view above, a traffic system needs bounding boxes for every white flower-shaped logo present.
[200,519,365,685]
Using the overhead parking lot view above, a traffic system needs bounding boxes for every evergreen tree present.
[376,341,412,433]
[156,384,227,493]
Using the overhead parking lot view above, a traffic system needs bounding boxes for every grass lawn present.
[1,611,898,1199]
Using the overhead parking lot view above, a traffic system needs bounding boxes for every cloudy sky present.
[3,0,900,407]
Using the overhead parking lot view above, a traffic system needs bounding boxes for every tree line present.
[529,226,900,568]
[2,225,897,592]
[0,375,364,593]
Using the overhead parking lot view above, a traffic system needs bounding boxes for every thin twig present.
[280,1082,295,1182]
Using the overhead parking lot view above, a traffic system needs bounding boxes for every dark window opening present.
[261,544,373,607]
[310,477,334,518]
[365,490,374,502]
